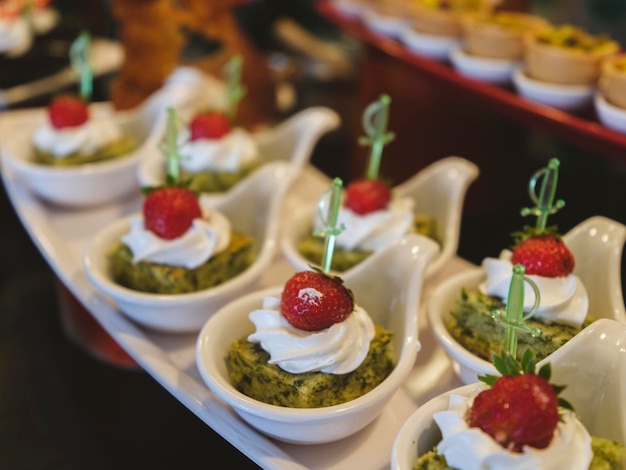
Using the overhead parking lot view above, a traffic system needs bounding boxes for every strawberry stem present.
[224,54,246,122]
[357,94,395,180]
[520,158,565,232]
[69,31,92,102]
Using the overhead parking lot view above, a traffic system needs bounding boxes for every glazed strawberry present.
[281,270,355,331]
[143,187,202,240]
[189,112,231,141]
[510,234,574,277]
[47,96,89,129]
[345,178,391,215]
[468,373,560,452]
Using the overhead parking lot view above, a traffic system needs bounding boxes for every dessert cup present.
[195,233,439,444]
[400,25,461,60]
[461,12,551,60]
[136,106,340,199]
[449,45,520,84]
[391,318,626,469]
[595,91,626,134]
[408,0,493,38]
[83,161,298,333]
[523,26,619,86]
[427,215,626,384]
[512,68,596,111]
[362,5,412,39]
[0,67,209,207]
[599,53,626,110]
[280,156,479,278]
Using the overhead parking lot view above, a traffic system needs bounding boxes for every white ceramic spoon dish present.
[427,215,626,384]
[196,233,439,444]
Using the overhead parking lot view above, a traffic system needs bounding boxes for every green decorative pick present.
[70,31,92,101]
[159,107,181,185]
[491,263,542,358]
[520,158,565,231]
[357,94,395,180]
[312,178,346,272]
[223,54,246,121]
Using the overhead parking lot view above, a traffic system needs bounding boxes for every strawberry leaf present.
[521,348,535,374]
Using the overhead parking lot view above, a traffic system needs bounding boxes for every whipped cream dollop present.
[479,250,588,327]
[247,295,375,374]
[178,128,259,173]
[121,200,231,269]
[0,16,31,56]
[314,197,415,251]
[433,390,593,470]
[32,118,124,158]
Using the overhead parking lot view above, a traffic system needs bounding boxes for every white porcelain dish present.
[391,317,626,469]
[83,161,298,333]
[427,215,626,384]
[400,26,461,61]
[280,156,479,278]
[0,67,213,208]
[512,68,596,111]
[362,9,411,39]
[331,0,367,18]
[136,106,340,197]
[594,92,626,135]
[196,233,440,444]
[449,45,519,85]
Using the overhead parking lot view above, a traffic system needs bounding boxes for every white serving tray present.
[0,107,470,470]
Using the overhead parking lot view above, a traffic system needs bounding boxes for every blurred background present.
[2,0,626,468]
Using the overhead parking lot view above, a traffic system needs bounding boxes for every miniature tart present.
[523,25,619,85]
[462,11,551,59]
[600,53,626,109]
[409,0,493,37]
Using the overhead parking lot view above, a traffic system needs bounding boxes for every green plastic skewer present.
[491,264,542,358]
[312,178,345,272]
[159,107,181,185]
[224,54,246,121]
[69,31,92,101]
[520,158,565,231]
[357,94,395,180]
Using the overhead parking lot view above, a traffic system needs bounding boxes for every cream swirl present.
[247,295,375,374]
[178,128,258,173]
[433,390,593,470]
[314,197,415,251]
[32,118,124,158]
[0,16,31,56]
[121,202,231,269]
[479,250,588,327]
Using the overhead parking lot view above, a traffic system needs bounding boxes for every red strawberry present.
[281,270,355,331]
[468,373,560,452]
[47,96,89,129]
[143,187,202,240]
[510,234,574,277]
[189,112,231,141]
[345,178,392,215]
